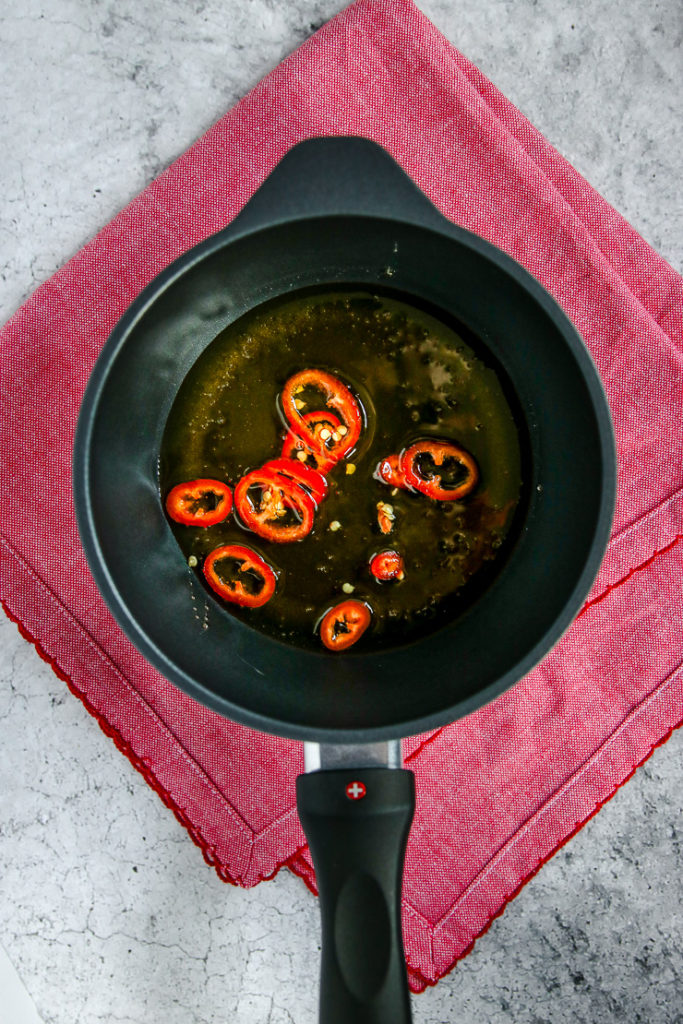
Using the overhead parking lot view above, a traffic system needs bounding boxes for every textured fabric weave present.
[2,0,682,991]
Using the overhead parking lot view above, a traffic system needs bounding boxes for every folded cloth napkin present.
[1,0,682,992]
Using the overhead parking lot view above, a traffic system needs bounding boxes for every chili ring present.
[165,479,232,526]
[203,544,276,608]
[234,469,315,543]
[401,439,479,501]
[320,599,372,652]
[282,369,362,460]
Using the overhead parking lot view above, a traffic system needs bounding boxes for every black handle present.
[230,136,445,233]
[296,766,415,1024]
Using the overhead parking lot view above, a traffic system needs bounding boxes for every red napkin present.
[2,0,682,993]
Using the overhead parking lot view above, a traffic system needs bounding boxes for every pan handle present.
[230,135,445,232]
[296,766,415,1024]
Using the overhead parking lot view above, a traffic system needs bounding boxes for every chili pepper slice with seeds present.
[320,599,372,652]
[165,479,232,526]
[282,369,362,460]
[260,457,328,508]
[376,501,396,535]
[400,439,479,501]
[234,469,315,543]
[281,411,343,474]
[203,544,276,608]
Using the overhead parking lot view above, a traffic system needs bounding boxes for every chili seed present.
[329,520,341,531]
[188,555,198,568]
[345,464,356,475]
[342,583,355,594]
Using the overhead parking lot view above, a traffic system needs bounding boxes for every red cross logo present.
[346,781,367,800]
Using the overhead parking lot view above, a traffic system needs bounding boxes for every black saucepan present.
[73,137,616,1024]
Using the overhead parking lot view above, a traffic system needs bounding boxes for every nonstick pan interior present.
[74,206,615,741]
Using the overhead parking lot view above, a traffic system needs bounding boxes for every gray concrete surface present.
[1,1,681,1022]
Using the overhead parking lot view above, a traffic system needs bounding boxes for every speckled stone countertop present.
[1,2,681,1022]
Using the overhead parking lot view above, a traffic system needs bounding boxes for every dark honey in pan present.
[160,289,523,651]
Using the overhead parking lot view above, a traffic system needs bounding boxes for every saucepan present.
[73,136,616,1023]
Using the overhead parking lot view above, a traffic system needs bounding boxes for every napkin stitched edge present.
[0,581,311,887]
[3,526,682,992]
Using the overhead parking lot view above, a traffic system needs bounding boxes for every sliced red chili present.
[165,479,232,526]
[260,457,328,508]
[374,454,409,491]
[369,550,405,582]
[320,599,372,652]
[282,369,362,459]
[203,544,276,608]
[400,439,479,501]
[234,469,315,543]
[281,411,342,474]
[376,501,396,535]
